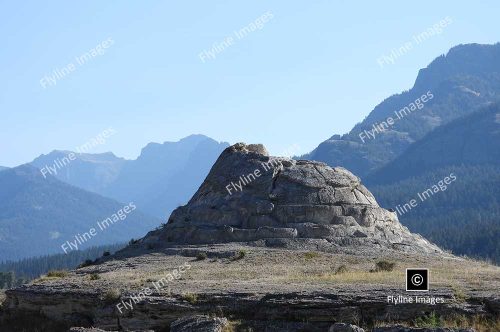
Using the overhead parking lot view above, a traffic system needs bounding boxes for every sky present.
[1,0,499,167]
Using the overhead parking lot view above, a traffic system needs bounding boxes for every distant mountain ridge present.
[30,135,229,218]
[31,151,126,194]
[0,164,160,261]
[305,43,500,177]
[365,102,500,185]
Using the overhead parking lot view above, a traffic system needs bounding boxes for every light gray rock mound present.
[140,143,441,254]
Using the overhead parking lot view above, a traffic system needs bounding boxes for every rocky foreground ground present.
[1,244,499,331]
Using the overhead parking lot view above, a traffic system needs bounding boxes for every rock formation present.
[139,143,440,254]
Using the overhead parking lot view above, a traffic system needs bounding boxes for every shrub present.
[334,264,348,274]
[102,251,110,257]
[103,289,121,303]
[414,312,441,328]
[46,270,68,278]
[372,260,396,272]
[181,292,198,304]
[196,252,208,261]
[233,249,247,260]
[304,251,320,260]
[78,259,94,269]
[90,273,101,280]
[452,285,468,302]
[129,238,139,246]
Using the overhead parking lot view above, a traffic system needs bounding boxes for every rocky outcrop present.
[139,143,440,254]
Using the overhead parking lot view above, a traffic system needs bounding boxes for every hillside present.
[30,135,229,218]
[0,165,160,261]
[369,165,500,262]
[305,43,500,177]
[366,103,500,184]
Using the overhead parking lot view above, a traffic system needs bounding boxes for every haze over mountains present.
[0,135,228,261]
[31,135,229,218]
[31,152,126,194]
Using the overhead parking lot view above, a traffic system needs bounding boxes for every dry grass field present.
[31,245,499,297]
[18,245,499,331]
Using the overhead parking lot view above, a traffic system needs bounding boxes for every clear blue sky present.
[1,0,498,166]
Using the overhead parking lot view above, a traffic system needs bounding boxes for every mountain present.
[103,135,230,218]
[366,103,500,184]
[0,167,7,172]
[30,135,229,218]
[366,104,500,261]
[305,43,500,177]
[0,164,160,261]
[31,151,126,194]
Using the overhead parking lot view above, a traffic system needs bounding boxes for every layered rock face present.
[143,143,440,253]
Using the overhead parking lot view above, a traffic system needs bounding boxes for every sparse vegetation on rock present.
[181,293,198,304]
[46,270,68,278]
[103,289,121,303]
[196,252,208,261]
[371,260,396,272]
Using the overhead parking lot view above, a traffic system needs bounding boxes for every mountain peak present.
[413,42,500,92]
[308,42,500,177]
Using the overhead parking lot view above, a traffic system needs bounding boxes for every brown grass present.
[0,290,6,308]
[374,314,500,332]
[181,292,198,304]
[46,270,69,278]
